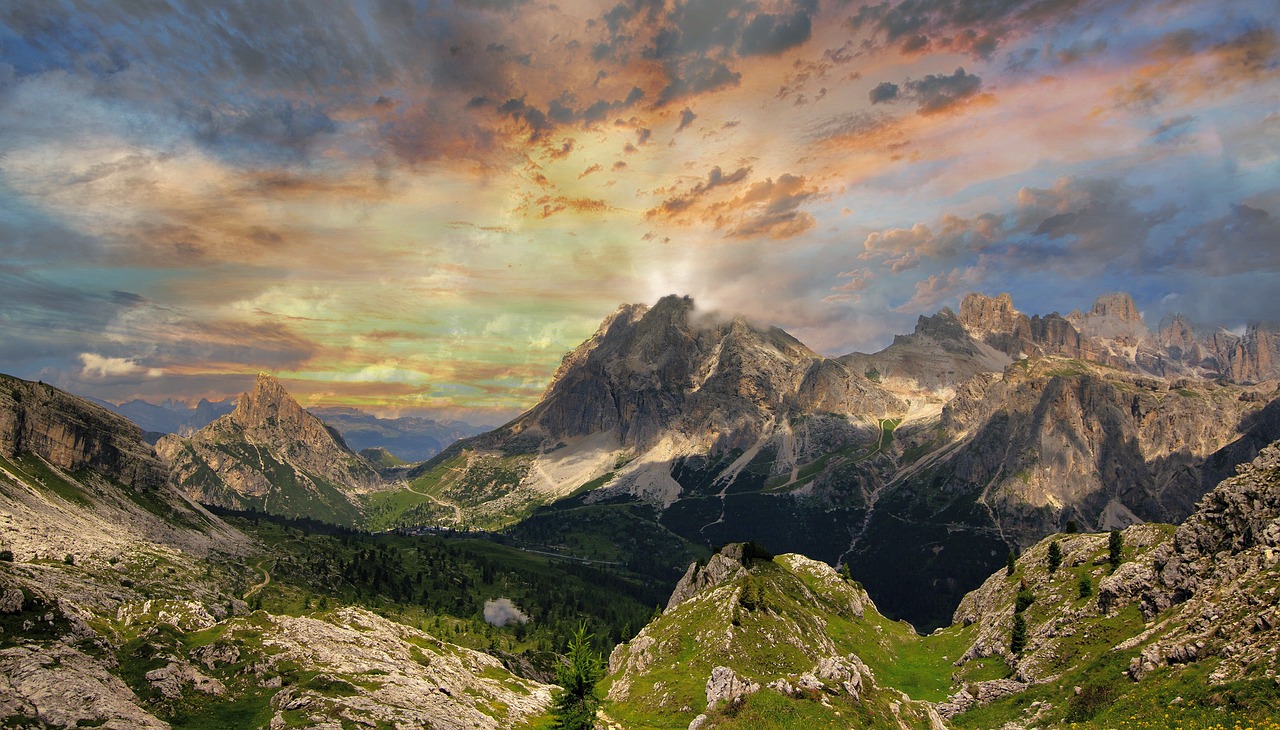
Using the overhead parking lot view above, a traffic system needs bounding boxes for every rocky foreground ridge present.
[603,440,1280,728]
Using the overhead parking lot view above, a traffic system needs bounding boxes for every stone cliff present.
[0,374,166,491]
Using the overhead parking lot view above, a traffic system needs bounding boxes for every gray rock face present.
[0,643,168,729]
[145,660,226,699]
[0,588,23,614]
[0,374,167,491]
[665,543,750,613]
[705,665,760,711]
[932,363,1269,541]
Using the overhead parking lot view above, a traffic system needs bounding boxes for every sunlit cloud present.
[0,0,1275,420]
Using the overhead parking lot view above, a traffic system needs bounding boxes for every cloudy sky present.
[1,0,1277,422]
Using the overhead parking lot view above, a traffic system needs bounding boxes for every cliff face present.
[0,374,166,491]
[1212,324,1280,383]
[937,363,1261,534]
[157,373,383,525]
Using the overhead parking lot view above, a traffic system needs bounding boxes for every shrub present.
[1078,574,1093,599]
[0,550,13,562]
[739,574,765,612]
[63,554,75,566]
[741,541,773,564]
[1015,589,1035,614]
[1065,682,1116,722]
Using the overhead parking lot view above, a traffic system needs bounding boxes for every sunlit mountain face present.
[1,0,1276,421]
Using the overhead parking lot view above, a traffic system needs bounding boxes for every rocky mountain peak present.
[1089,291,1142,322]
[228,373,327,442]
[157,374,381,524]
[958,292,1022,335]
[1158,314,1197,348]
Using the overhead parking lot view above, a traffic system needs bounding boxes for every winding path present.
[405,482,464,524]
[243,559,273,600]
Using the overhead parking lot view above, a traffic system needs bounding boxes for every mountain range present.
[405,291,1280,629]
[140,290,1280,629]
[2,297,1280,727]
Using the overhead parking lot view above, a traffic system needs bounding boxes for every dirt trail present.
[244,559,273,599]
[405,482,464,524]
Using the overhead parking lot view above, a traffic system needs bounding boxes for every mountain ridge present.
[406,290,1280,630]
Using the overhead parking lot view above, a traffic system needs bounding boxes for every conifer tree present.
[551,624,603,730]
[1010,613,1027,655]
[1047,541,1063,575]
[1108,529,1124,570]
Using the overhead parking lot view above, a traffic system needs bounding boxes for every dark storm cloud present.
[868,68,983,114]
[848,0,1098,59]
[739,9,814,56]
[906,67,982,114]
[600,0,817,106]
[869,81,899,104]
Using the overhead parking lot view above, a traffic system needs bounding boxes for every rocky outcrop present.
[937,678,1029,717]
[0,643,169,729]
[665,543,750,613]
[704,665,760,711]
[606,544,938,727]
[0,374,166,491]
[158,373,384,525]
[255,608,553,729]
[145,660,226,699]
[1127,442,1280,618]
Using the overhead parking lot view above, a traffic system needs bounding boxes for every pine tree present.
[1108,529,1124,570]
[1006,550,1017,576]
[551,624,603,730]
[1047,541,1063,575]
[1010,613,1027,655]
